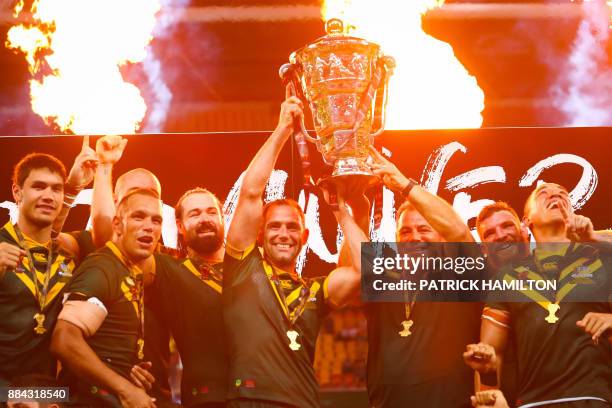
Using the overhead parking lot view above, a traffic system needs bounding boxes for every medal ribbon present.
[183,259,222,294]
[106,242,145,360]
[12,223,56,311]
[263,259,311,327]
[505,244,602,313]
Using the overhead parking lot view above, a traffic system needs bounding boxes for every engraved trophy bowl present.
[280,18,395,188]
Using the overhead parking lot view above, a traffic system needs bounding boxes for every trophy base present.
[317,158,380,190]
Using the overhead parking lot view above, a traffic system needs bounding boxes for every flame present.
[322,0,484,129]
[6,0,161,134]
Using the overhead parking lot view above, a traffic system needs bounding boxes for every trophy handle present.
[370,56,395,138]
[279,63,319,144]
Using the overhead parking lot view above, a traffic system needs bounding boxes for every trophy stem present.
[317,157,380,190]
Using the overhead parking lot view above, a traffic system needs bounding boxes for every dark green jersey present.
[0,222,76,385]
[60,244,144,391]
[487,244,612,407]
[153,253,227,406]
[223,245,330,408]
[365,243,483,408]
[69,230,173,403]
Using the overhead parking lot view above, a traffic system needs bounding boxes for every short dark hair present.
[116,188,161,217]
[262,199,305,227]
[476,201,520,232]
[12,153,67,187]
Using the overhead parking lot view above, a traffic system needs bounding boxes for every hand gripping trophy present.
[280,18,395,193]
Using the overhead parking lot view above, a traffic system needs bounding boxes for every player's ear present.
[301,228,309,246]
[112,215,123,237]
[12,183,22,204]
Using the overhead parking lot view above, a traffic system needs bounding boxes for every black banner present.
[0,127,610,276]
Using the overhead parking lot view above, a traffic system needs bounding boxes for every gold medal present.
[287,330,301,351]
[33,313,46,334]
[398,319,413,337]
[137,338,145,360]
[545,302,560,324]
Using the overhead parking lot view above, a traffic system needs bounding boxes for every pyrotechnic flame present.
[322,0,484,129]
[6,0,161,134]
[554,0,612,126]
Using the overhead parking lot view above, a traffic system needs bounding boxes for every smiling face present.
[396,209,443,243]
[478,210,525,244]
[113,193,163,263]
[177,192,224,255]
[478,209,528,269]
[260,204,308,271]
[524,183,570,230]
[13,168,64,229]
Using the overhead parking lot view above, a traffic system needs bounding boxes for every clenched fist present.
[96,135,128,165]
[464,342,497,374]
[0,242,26,276]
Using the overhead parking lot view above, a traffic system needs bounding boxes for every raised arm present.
[91,135,127,248]
[227,89,303,251]
[337,180,370,267]
[54,136,97,255]
[324,184,369,308]
[369,146,473,242]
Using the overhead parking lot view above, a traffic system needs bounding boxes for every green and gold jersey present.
[153,253,227,406]
[487,243,612,406]
[69,229,173,404]
[60,244,145,391]
[0,222,76,385]
[223,245,330,408]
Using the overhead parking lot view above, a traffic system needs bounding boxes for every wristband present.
[401,178,418,198]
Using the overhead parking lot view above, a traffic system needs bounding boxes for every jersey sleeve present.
[223,243,262,287]
[65,256,113,306]
[314,276,332,318]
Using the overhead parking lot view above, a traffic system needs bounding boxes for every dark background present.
[0,127,609,275]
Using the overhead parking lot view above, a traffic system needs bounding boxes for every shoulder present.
[0,224,18,245]
[154,252,183,279]
[73,247,121,279]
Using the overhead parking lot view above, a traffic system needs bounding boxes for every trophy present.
[280,18,395,188]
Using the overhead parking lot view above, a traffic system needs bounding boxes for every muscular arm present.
[226,95,302,251]
[593,230,612,244]
[51,137,96,238]
[51,320,136,397]
[326,194,368,308]
[465,311,510,392]
[369,146,472,242]
[91,163,116,248]
[52,136,98,256]
[403,183,474,243]
[91,135,128,248]
[337,188,370,267]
